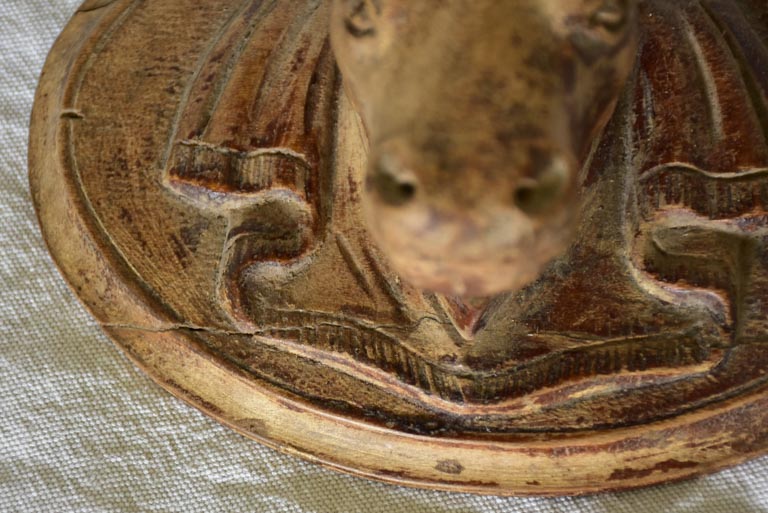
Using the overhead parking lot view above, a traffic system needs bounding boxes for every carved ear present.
[339,0,381,38]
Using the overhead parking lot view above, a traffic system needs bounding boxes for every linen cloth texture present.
[2,1,767,511]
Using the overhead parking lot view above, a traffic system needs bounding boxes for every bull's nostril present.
[513,183,542,213]
[397,181,417,200]
[514,156,570,215]
[369,163,418,207]
[513,181,562,214]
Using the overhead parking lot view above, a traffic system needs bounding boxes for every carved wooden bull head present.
[32,0,768,493]
[331,0,639,297]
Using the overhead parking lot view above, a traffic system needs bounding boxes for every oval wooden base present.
[29,0,768,496]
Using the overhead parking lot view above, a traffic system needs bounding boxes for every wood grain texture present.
[29,0,768,495]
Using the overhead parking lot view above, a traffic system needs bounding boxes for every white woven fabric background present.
[2,1,767,511]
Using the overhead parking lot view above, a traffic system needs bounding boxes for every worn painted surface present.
[30,0,768,495]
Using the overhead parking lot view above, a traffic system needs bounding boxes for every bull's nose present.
[368,153,419,207]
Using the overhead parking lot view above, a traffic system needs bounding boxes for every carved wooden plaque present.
[30,0,768,495]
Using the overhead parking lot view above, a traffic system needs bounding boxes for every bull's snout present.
[363,142,578,297]
[369,146,572,215]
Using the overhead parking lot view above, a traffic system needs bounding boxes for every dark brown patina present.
[30,0,768,494]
